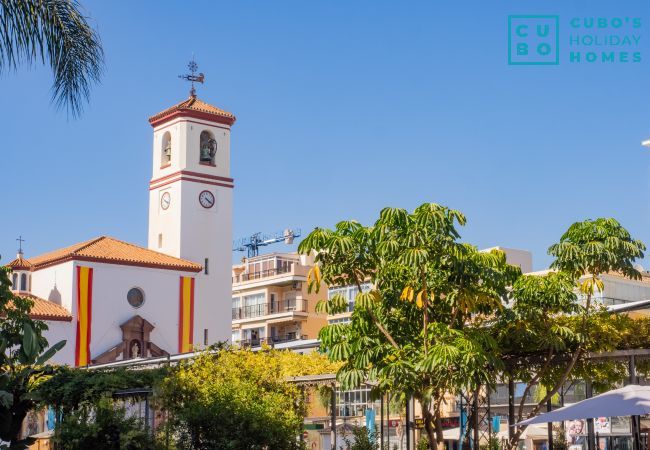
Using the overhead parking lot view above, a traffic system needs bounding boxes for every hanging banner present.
[75,266,93,366]
[178,276,195,353]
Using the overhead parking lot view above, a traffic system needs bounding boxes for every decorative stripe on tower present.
[75,266,93,366]
[178,276,195,353]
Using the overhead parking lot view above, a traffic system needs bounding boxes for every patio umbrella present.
[517,385,650,425]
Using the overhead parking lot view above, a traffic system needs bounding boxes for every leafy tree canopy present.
[159,347,340,450]
[299,206,648,450]
[0,266,66,449]
[299,203,522,448]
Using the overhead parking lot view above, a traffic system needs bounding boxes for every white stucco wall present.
[29,259,201,366]
[74,261,198,363]
[43,320,75,365]
[30,261,75,311]
[601,275,650,302]
[177,178,233,344]
[148,116,234,345]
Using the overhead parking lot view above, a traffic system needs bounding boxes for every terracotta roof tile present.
[27,236,202,272]
[149,95,236,126]
[18,294,72,322]
[6,255,33,270]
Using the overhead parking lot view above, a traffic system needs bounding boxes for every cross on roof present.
[16,235,25,254]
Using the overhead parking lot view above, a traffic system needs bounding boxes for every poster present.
[594,417,611,434]
[566,419,586,445]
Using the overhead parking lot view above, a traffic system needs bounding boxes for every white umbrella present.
[518,385,650,426]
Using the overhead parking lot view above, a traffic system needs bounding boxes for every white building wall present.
[602,275,650,302]
[178,176,233,345]
[148,115,234,345]
[31,260,199,366]
[43,320,75,365]
[30,261,75,311]
[75,261,198,362]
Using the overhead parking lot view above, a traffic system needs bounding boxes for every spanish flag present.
[75,266,93,366]
[178,276,195,353]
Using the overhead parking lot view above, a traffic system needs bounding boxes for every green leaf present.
[22,323,39,361]
[35,340,66,366]
[0,391,12,408]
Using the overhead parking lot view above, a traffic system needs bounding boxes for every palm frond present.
[0,0,104,117]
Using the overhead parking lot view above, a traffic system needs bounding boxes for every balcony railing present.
[239,334,308,347]
[232,265,297,283]
[232,299,308,320]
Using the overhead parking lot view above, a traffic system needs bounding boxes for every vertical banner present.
[75,266,93,366]
[178,276,195,353]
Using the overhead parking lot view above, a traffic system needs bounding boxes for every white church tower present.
[147,80,235,346]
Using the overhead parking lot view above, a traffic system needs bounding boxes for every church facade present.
[6,94,236,366]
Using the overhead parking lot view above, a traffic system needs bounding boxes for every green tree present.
[159,347,339,450]
[54,397,160,450]
[299,203,521,449]
[0,0,104,116]
[495,218,645,448]
[0,266,66,449]
[344,426,379,450]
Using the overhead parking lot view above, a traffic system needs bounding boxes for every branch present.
[516,347,554,424]
[509,347,582,447]
[355,279,399,349]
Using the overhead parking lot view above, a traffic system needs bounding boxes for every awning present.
[518,385,650,426]
[442,425,545,441]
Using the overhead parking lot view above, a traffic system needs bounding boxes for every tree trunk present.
[422,406,437,450]
[434,411,446,450]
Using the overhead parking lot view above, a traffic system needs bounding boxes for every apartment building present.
[231,252,327,347]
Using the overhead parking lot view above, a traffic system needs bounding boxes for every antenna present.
[233,229,301,258]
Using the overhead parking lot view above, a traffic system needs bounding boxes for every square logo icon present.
[508,15,559,65]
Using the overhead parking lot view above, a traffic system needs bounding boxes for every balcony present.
[239,334,308,348]
[232,299,308,320]
[238,266,293,282]
[232,255,307,286]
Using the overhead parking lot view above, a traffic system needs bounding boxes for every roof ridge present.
[99,236,179,257]
[70,236,107,256]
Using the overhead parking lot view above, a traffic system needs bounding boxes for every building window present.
[328,317,352,325]
[243,293,266,318]
[127,287,145,308]
[161,131,172,166]
[158,234,163,248]
[336,387,377,417]
[204,329,209,345]
[232,297,241,320]
[204,258,209,275]
[328,282,372,313]
[20,273,27,291]
[12,273,17,290]
[199,130,216,165]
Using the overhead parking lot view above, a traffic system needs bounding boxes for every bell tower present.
[147,83,236,346]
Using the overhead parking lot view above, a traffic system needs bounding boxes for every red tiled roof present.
[6,255,32,270]
[26,236,202,272]
[149,95,236,127]
[18,294,72,322]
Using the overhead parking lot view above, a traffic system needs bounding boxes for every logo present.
[508,15,560,65]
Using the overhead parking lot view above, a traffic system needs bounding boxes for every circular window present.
[127,288,145,308]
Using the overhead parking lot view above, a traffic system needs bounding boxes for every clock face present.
[160,192,171,210]
[199,190,215,209]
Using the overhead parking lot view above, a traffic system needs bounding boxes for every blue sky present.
[1,0,649,270]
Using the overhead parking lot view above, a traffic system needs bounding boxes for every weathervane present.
[178,56,205,97]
